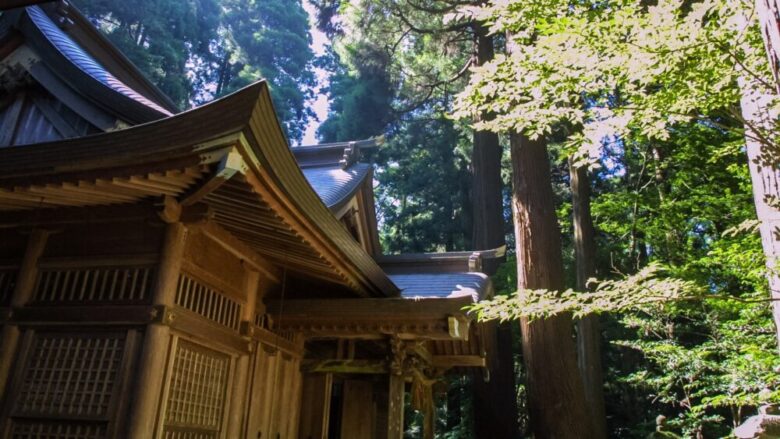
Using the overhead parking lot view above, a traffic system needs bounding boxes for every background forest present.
[73,0,780,437]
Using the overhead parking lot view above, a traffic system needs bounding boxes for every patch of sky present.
[300,1,331,146]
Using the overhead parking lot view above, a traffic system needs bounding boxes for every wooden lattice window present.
[9,332,126,437]
[0,268,17,306]
[175,273,242,331]
[33,265,154,304]
[163,340,230,438]
[10,420,107,438]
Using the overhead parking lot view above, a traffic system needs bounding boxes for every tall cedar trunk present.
[758,0,780,94]
[752,0,780,354]
[738,75,780,347]
[511,132,595,438]
[471,22,520,439]
[737,8,780,348]
[569,157,607,439]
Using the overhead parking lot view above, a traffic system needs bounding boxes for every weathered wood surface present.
[126,222,187,438]
[298,373,332,439]
[341,380,376,439]
[0,229,48,399]
[387,374,405,439]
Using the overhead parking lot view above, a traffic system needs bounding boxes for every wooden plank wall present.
[245,340,303,439]
[298,373,332,439]
[340,380,375,439]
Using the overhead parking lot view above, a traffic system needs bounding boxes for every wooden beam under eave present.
[194,220,280,282]
[180,147,247,207]
[0,203,159,228]
[431,355,486,369]
[267,297,474,319]
[237,160,362,294]
[301,359,389,374]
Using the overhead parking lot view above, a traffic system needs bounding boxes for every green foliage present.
[311,0,478,253]
[76,0,316,142]
[374,109,472,253]
[452,0,775,162]
[482,118,780,436]
[75,0,220,107]
[317,47,394,142]
[215,0,315,142]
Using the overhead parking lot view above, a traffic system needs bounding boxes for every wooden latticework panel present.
[163,340,230,438]
[175,273,242,331]
[8,332,126,438]
[10,420,107,438]
[33,265,154,304]
[0,268,17,305]
[13,333,125,417]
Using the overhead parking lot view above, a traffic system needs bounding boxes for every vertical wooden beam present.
[387,374,405,439]
[126,222,187,438]
[227,270,260,438]
[298,373,333,439]
[0,229,49,397]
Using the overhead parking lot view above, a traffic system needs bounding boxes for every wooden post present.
[387,374,405,439]
[298,373,333,439]
[423,388,434,439]
[0,229,49,397]
[227,270,260,438]
[126,222,187,438]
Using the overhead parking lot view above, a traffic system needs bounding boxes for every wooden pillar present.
[227,270,260,438]
[423,390,434,439]
[0,229,49,398]
[299,373,333,439]
[387,374,405,439]
[126,222,187,437]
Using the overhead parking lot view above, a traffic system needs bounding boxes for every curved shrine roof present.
[25,6,172,117]
[302,163,371,210]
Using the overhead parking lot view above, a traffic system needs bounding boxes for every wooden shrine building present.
[0,3,504,438]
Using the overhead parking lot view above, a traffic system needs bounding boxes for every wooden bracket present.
[181,147,246,207]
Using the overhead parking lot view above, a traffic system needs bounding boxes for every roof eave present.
[0,81,399,298]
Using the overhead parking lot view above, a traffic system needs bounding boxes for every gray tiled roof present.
[389,272,490,302]
[27,6,172,116]
[301,163,371,209]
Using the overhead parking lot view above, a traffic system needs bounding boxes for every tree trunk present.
[738,75,780,347]
[470,21,520,439]
[569,157,607,439]
[471,24,505,254]
[511,132,596,438]
[735,7,780,349]
[757,0,780,94]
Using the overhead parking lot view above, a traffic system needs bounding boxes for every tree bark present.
[757,0,780,95]
[470,21,520,439]
[511,132,596,438]
[738,75,780,348]
[569,157,607,439]
[735,7,780,348]
[471,24,505,254]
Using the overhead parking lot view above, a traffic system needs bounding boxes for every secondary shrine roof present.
[390,272,490,302]
[301,163,372,210]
